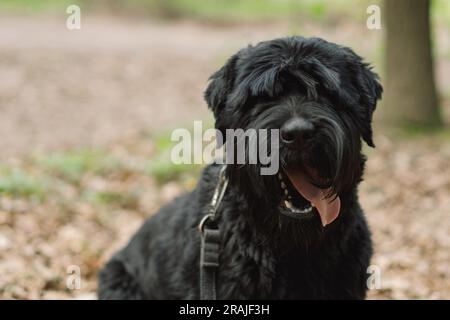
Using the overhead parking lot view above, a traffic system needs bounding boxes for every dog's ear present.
[354,65,383,147]
[204,53,240,117]
[204,52,242,148]
[340,47,383,147]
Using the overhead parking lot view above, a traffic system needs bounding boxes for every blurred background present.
[0,0,449,299]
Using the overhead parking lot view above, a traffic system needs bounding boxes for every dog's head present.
[204,37,382,242]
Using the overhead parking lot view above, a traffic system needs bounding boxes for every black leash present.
[198,165,228,300]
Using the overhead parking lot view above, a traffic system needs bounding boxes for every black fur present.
[98,36,382,299]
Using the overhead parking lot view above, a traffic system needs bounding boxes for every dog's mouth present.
[278,168,341,226]
[278,172,315,220]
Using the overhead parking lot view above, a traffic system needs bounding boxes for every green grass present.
[3,0,450,27]
[145,120,216,185]
[146,129,202,184]
[85,190,139,209]
[36,150,120,183]
[0,0,381,23]
[399,123,450,138]
[112,0,370,22]
[373,117,450,143]
[164,0,306,21]
[0,0,81,12]
[0,123,208,202]
[147,157,199,184]
[0,167,45,200]
[433,0,450,27]
[2,0,450,26]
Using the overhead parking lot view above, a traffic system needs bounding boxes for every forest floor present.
[0,16,449,299]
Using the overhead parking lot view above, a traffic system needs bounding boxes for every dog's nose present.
[280,117,315,145]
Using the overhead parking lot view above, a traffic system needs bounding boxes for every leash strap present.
[198,165,228,300]
[200,228,220,299]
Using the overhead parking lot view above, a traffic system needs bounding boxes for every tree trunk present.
[383,0,442,127]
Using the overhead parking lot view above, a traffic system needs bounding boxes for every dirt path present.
[1,15,449,159]
[0,15,388,158]
[0,16,276,157]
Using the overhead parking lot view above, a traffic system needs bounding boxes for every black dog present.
[98,36,382,299]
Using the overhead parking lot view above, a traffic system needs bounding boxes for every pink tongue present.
[285,170,341,226]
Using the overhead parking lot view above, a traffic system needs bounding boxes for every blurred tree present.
[384,0,442,127]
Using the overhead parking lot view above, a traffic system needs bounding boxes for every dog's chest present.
[218,242,335,299]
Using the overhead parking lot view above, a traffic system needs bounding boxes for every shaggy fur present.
[98,36,382,299]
